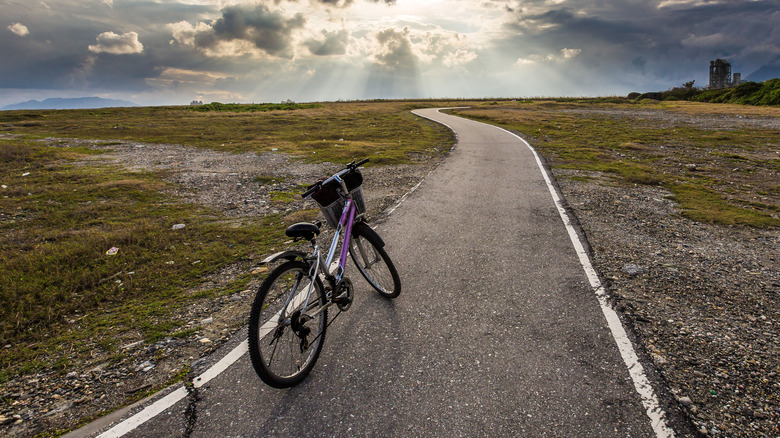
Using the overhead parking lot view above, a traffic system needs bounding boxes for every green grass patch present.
[270,190,299,205]
[0,99,465,386]
[0,138,288,382]
[669,182,780,227]
[188,102,321,113]
[693,79,780,106]
[564,175,595,183]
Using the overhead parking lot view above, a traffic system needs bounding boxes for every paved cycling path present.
[85,108,687,437]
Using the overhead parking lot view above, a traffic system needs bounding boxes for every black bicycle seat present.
[285,222,321,240]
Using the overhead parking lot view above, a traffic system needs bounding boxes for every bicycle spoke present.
[349,233,401,298]
[256,281,314,341]
[267,332,281,366]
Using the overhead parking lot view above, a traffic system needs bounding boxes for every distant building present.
[190,100,204,105]
[710,59,731,89]
[709,59,742,89]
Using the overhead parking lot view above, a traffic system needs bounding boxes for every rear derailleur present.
[290,310,311,353]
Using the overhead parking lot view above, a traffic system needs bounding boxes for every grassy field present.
[449,100,780,227]
[0,97,778,414]
[0,100,459,386]
[0,137,289,381]
[1,101,464,164]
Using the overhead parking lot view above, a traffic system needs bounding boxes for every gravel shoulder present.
[546,105,779,437]
[554,170,778,437]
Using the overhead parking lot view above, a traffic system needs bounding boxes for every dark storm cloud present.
[194,5,306,58]
[501,0,780,87]
[0,0,216,91]
[305,30,349,56]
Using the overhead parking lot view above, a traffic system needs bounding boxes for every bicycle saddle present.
[285,222,321,240]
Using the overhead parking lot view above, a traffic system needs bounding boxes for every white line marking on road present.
[491,123,676,438]
[386,109,462,217]
[98,280,319,436]
[99,107,672,437]
[97,386,189,438]
[413,108,674,437]
[98,339,251,437]
[95,116,451,435]
[385,179,424,216]
[193,342,248,389]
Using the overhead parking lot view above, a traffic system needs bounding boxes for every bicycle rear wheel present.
[349,230,401,298]
[248,260,327,388]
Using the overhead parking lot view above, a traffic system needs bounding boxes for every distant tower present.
[709,59,732,89]
[732,73,742,86]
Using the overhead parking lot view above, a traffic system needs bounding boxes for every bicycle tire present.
[248,260,327,388]
[349,228,401,298]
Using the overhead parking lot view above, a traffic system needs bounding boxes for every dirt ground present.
[2,106,778,437]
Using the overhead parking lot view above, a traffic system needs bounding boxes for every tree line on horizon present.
[631,78,780,106]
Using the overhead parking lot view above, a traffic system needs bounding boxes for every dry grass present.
[451,100,780,227]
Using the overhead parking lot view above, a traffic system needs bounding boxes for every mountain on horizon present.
[745,64,780,82]
[2,97,138,110]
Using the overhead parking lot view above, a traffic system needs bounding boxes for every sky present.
[1,0,779,107]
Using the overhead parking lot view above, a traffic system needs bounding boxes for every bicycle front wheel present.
[248,260,327,388]
[349,230,401,298]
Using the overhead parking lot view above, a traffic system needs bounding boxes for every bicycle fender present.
[352,222,385,248]
[260,250,307,265]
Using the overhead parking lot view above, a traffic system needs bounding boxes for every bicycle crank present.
[333,277,354,311]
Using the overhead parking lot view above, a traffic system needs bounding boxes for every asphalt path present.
[83,108,686,437]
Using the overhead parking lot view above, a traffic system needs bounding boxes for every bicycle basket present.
[310,170,366,228]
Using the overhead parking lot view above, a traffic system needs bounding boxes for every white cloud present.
[88,31,144,55]
[169,21,212,47]
[145,67,234,92]
[658,0,713,9]
[8,22,29,37]
[560,47,581,59]
[682,33,728,48]
[443,48,477,67]
[516,47,581,66]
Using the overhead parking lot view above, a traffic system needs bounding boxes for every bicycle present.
[248,158,402,388]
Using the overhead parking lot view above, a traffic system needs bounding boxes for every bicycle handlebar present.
[301,158,369,199]
[353,158,370,168]
[301,184,319,199]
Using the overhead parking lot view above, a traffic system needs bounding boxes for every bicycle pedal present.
[333,292,350,303]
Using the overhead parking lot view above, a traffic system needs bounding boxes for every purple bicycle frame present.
[333,198,357,282]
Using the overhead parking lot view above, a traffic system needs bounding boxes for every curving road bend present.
[82,108,690,437]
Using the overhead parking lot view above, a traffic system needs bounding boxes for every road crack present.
[183,372,201,438]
